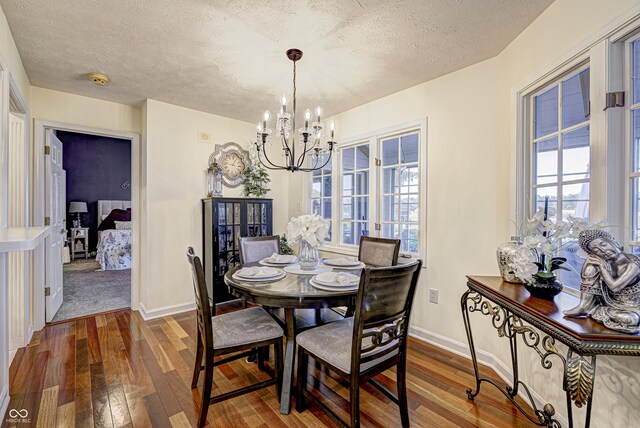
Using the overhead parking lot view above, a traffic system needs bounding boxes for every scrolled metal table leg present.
[461,289,482,399]
[564,350,597,428]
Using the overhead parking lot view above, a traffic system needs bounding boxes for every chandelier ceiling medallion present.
[254,48,336,173]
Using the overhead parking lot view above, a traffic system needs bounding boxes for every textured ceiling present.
[1,0,552,123]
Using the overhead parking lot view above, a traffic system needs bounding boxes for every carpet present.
[52,259,130,322]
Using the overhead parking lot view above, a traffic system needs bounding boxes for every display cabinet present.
[202,198,273,303]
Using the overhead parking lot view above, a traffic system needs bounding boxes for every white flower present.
[286,214,330,246]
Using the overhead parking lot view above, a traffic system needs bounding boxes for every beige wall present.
[140,99,290,314]
[30,87,141,134]
[290,0,640,426]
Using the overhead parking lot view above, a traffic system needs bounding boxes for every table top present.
[224,263,360,308]
[466,276,640,354]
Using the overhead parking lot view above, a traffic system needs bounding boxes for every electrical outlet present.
[428,288,439,304]
[198,131,212,144]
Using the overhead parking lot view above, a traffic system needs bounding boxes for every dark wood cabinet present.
[202,197,273,303]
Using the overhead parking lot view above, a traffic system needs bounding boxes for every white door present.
[45,130,65,322]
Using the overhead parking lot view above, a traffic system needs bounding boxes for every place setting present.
[231,265,286,283]
[310,271,361,292]
[322,256,365,270]
[259,253,298,267]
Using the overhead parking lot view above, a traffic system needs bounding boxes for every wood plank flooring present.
[3,305,537,427]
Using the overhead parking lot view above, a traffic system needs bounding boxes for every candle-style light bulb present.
[330,120,335,139]
[304,109,311,129]
[256,122,262,132]
[281,95,287,113]
[316,106,323,121]
[262,110,270,130]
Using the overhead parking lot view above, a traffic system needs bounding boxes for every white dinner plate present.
[235,266,283,279]
[323,257,362,267]
[309,278,358,292]
[261,254,298,265]
[259,259,297,267]
[314,272,360,287]
[232,272,286,282]
[323,261,365,270]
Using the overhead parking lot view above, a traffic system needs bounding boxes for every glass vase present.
[298,239,319,271]
[496,236,524,284]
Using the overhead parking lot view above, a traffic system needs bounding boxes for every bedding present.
[98,208,131,231]
[96,229,132,270]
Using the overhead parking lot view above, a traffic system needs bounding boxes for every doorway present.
[33,121,140,328]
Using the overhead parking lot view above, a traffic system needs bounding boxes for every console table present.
[462,276,640,428]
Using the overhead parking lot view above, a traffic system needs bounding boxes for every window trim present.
[311,118,428,260]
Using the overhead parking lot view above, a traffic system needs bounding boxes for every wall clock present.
[208,142,251,188]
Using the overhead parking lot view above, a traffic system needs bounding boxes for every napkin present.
[237,266,279,278]
[316,272,360,286]
[268,253,297,263]
[326,257,360,266]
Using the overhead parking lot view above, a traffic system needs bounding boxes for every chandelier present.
[254,48,336,172]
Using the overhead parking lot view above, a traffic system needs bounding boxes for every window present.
[531,67,591,218]
[341,144,370,244]
[528,66,591,290]
[311,153,332,238]
[311,121,426,256]
[381,133,420,253]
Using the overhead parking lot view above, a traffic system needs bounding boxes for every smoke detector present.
[88,72,109,86]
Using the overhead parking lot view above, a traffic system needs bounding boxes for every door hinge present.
[374,223,381,231]
[44,287,51,297]
[44,146,50,155]
[375,158,381,167]
[44,217,51,226]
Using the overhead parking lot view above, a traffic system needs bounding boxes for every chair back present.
[186,247,214,348]
[351,260,422,374]
[358,236,400,267]
[240,235,281,264]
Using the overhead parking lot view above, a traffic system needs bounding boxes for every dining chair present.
[358,236,401,267]
[296,260,423,428]
[187,247,284,427]
[239,235,281,264]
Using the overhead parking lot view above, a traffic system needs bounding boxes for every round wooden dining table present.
[224,262,360,415]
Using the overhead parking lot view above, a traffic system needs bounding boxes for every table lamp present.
[69,201,88,228]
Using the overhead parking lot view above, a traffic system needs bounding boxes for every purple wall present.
[58,131,131,252]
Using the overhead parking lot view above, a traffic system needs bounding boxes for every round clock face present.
[221,152,246,179]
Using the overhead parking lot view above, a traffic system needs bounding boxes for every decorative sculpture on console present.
[563,229,640,334]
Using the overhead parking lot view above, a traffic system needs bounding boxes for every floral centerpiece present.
[509,199,593,298]
[286,214,330,270]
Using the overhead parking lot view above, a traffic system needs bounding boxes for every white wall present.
[140,99,289,315]
[290,0,640,426]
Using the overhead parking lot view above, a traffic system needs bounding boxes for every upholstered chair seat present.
[297,318,398,374]
[212,307,283,349]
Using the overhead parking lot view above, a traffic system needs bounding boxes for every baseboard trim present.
[138,301,195,321]
[409,325,568,427]
[0,386,9,425]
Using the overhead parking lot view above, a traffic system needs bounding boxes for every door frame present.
[33,120,140,329]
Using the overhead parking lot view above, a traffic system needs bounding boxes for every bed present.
[95,200,132,271]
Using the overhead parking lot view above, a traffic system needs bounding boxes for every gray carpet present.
[52,259,131,322]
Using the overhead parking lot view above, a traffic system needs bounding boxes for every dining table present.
[224,261,361,414]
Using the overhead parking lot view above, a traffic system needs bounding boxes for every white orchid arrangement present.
[509,205,594,284]
[286,214,330,247]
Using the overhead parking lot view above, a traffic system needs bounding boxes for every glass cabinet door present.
[246,201,270,237]
[216,201,241,275]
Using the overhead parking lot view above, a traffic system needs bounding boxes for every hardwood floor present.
[3,305,536,427]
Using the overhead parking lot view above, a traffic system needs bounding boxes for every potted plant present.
[509,199,593,299]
